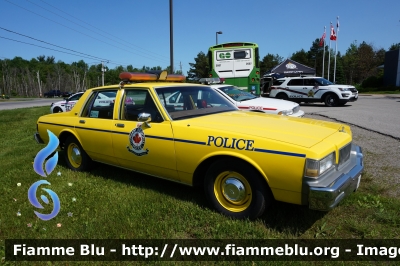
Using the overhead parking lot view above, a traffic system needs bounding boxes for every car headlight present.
[338,88,349,91]
[305,152,335,178]
[278,109,293,116]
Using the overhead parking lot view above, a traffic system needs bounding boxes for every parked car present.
[167,80,304,117]
[213,84,304,117]
[269,77,358,107]
[35,71,364,219]
[50,92,84,113]
[44,90,61,98]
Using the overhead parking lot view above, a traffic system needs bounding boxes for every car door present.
[74,89,118,165]
[303,78,318,98]
[111,88,179,181]
[286,78,307,99]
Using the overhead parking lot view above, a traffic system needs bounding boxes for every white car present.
[50,92,84,113]
[211,85,304,117]
[269,76,358,107]
[165,83,304,117]
[50,91,125,113]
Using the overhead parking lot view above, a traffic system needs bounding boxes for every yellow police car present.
[34,71,364,219]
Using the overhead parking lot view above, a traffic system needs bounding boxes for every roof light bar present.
[119,72,158,81]
[119,71,186,83]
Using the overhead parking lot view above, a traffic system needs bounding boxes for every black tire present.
[204,158,272,219]
[53,107,63,113]
[64,135,92,171]
[276,93,289,101]
[324,93,339,107]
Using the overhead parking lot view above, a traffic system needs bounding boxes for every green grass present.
[0,107,399,265]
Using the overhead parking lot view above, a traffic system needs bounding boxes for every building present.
[384,49,400,87]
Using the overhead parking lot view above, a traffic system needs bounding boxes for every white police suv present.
[269,77,358,107]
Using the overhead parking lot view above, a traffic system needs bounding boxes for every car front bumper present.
[348,93,358,102]
[34,132,44,144]
[307,144,364,211]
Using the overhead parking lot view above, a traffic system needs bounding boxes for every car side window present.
[81,89,118,119]
[287,79,303,86]
[122,89,163,123]
[303,79,315,86]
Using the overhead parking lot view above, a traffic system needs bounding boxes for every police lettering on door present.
[207,136,255,151]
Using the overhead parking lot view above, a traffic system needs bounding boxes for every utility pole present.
[169,0,174,73]
[179,61,182,74]
[101,62,104,86]
[36,71,42,97]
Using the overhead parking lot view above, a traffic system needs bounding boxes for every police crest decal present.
[127,124,149,156]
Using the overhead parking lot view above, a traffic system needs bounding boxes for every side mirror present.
[138,113,152,128]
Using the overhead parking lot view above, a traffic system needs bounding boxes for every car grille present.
[292,105,300,114]
[339,143,352,166]
[348,88,357,93]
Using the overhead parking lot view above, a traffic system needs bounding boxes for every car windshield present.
[217,86,257,101]
[314,78,334,86]
[156,86,238,120]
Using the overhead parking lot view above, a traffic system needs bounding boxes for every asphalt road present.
[300,94,400,140]
[0,98,56,110]
[1,94,399,139]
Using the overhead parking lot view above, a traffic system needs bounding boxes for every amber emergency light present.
[119,71,186,83]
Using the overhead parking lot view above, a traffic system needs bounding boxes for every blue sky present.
[1,0,399,75]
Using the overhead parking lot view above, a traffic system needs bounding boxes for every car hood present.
[52,100,67,105]
[236,97,298,110]
[182,111,347,148]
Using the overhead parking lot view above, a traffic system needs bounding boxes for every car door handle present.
[115,123,125,128]
[79,120,85,124]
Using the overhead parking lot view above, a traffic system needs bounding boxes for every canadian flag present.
[319,31,326,47]
[330,24,337,41]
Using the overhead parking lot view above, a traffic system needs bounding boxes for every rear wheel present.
[324,93,339,107]
[204,158,272,219]
[276,93,289,101]
[64,136,92,171]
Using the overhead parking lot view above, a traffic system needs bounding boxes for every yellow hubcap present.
[214,171,252,212]
[68,143,82,168]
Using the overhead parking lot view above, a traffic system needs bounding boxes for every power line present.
[4,0,172,65]
[0,27,109,62]
[0,36,109,62]
[37,0,172,62]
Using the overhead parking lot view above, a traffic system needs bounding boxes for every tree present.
[342,41,358,84]
[260,53,283,75]
[187,52,209,81]
[389,43,400,51]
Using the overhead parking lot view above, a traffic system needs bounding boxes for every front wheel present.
[64,135,92,171]
[204,159,272,219]
[324,94,339,107]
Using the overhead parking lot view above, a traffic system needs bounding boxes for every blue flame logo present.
[33,130,59,177]
[28,180,61,221]
[30,130,61,221]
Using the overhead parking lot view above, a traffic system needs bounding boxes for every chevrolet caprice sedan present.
[34,71,364,219]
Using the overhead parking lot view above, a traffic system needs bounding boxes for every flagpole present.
[333,16,339,83]
[322,26,326,78]
[328,22,331,81]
